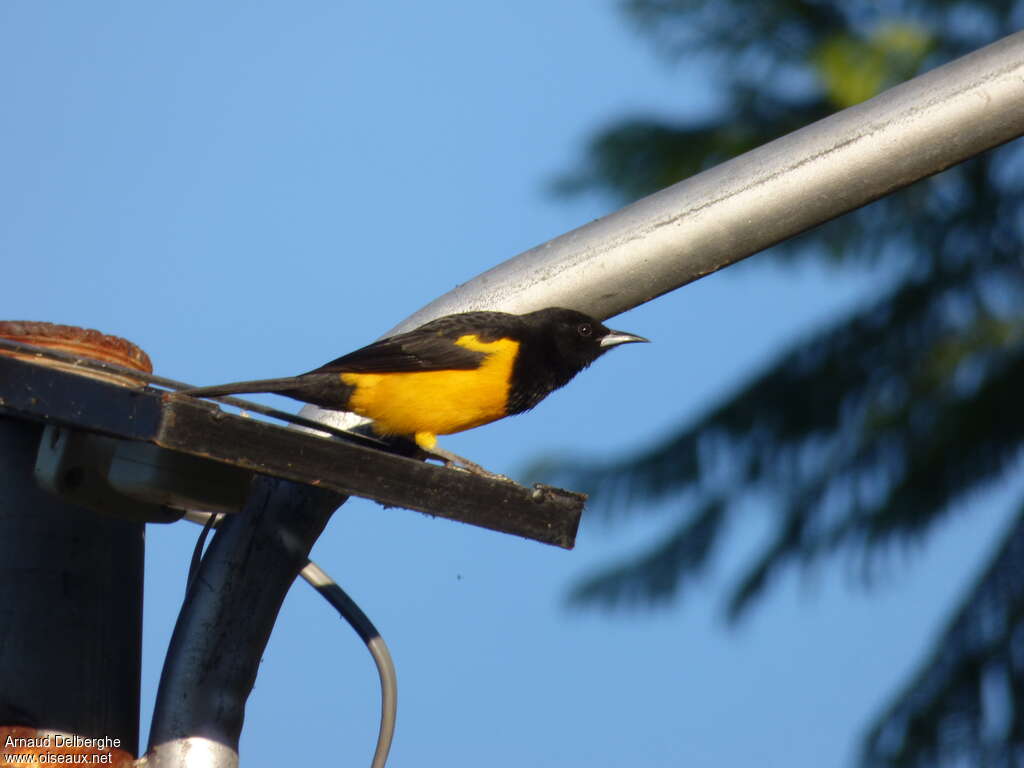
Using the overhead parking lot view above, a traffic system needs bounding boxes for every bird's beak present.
[599,330,650,348]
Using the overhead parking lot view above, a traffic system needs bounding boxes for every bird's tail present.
[180,372,352,411]
[180,377,305,399]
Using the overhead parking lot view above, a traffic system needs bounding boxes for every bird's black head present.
[535,307,647,368]
[507,307,649,414]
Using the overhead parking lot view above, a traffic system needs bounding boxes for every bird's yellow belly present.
[340,336,519,443]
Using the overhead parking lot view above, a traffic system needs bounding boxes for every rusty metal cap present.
[0,321,152,386]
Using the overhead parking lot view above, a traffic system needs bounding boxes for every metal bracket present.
[34,426,185,523]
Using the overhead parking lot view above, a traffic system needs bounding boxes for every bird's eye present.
[577,323,593,337]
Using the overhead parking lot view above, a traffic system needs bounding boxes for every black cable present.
[186,512,219,594]
[302,561,397,768]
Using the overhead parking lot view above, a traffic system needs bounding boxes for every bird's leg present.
[424,444,509,480]
[414,433,510,481]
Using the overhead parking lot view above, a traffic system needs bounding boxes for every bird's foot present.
[423,445,511,481]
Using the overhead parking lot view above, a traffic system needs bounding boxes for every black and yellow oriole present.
[183,307,648,470]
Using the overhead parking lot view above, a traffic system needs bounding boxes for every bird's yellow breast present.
[339,334,520,445]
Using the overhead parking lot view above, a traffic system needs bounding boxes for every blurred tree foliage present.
[543,1,1024,765]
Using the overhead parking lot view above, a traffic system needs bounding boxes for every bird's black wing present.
[310,311,524,374]
[311,334,485,373]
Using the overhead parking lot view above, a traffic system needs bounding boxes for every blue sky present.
[1,3,1015,766]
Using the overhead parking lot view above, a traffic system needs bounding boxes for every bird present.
[181,307,648,474]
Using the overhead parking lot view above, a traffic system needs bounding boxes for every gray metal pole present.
[303,30,1024,430]
[390,30,1024,334]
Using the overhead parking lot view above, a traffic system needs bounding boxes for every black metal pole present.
[147,474,343,768]
[0,415,143,756]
